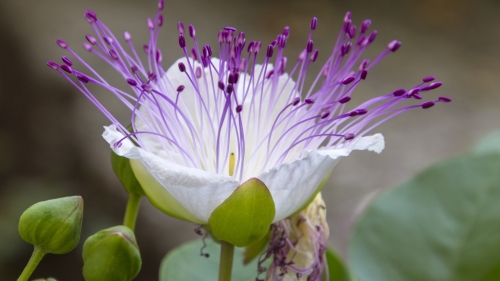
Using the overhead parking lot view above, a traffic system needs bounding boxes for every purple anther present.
[236,105,243,113]
[270,40,277,47]
[361,19,371,34]
[124,31,132,42]
[147,18,154,30]
[239,59,247,72]
[148,72,157,81]
[47,61,59,70]
[339,96,351,104]
[56,39,68,49]
[62,56,73,66]
[224,26,237,32]
[342,76,355,85]
[109,50,119,60]
[143,44,150,54]
[267,44,274,58]
[131,65,138,74]
[247,41,255,53]
[304,98,315,104]
[344,133,355,140]
[60,64,73,73]
[158,0,164,10]
[277,35,286,48]
[408,88,420,96]
[177,22,185,34]
[429,82,442,89]
[206,45,213,56]
[361,69,368,80]
[228,73,235,84]
[189,24,195,38]
[217,31,224,43]
[388,40,402,52]
[393,88,406,97]
[85,10,97,23]
[306,40,314,53]
[104,36,113,45]
[158,15,163,27]
[422,101,435,109]
[359,59,369,70]
[266,70,274,79]
[282,26,290,37]
[321,111,330,119]
[368,30,377,43]
[349,111,358,117]
[413,94,423,100]
[292,97,300,106]
[178,62,186,72]
[178,34,186,48]
[127,79,137,86]
[344,11,351,21]
[85,34,97,45]
[76,73,90,83]
[195,67,202,78]
[349,25,356,39]
[226,83,234,94]
[177,85,185,92]
[422,76,435,82]
[156,50,162,63]
[438,96,452,102]
[310,17,318,30]
[218,81,225,90]
[201,57,208,68]
[310,49,319,62]
[190,48,198,61]
[114,142,123,148]
[357,35,367,46]
[341,42,351,56]
[357,108,368,115]
[343,19,351,33]
[237,32,246,46]
[298,49,307,62]
[254,42,262,53]
[142,84,153,92]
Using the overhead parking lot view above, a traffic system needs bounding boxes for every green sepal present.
[18,196,83,254]
[243,229,270,265]
[208,178,275,247]
[111,151,145,196]
[82,225,141,281]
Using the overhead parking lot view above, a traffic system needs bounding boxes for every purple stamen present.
[177,85,185,92]
[127,79,137,86]
[189,24,195,38]
[47,61,59,70]
[178,62,186,72]
[86,34,97,45]
[62,56,73,66]
[179,34,186,48]
[438,96,452,102]
[56,39,68,49]
[177,22,185,34]
[60,64,73,73]
[310,17,318,30]
[85,10,97,23]
[421,101,435,109]
[422,76,435,82]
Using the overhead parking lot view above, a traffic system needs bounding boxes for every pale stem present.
[123,193,142,231]
[17,246,46,281]
[218,240,235,281]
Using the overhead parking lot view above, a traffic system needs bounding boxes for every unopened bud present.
[18,196,83,254]
[83,226,142,281]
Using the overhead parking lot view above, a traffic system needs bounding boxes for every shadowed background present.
[0,0,499,280]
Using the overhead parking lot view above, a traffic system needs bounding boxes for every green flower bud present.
[82,225,141,281]
[18,196,83,254]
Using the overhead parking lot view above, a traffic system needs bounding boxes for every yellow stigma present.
[229,153,235,176]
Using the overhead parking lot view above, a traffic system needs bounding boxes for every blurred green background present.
[0,0,499,280]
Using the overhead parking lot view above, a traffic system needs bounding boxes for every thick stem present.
[218,240,235,281]
[123,193,142,231]
[17,246,46,281]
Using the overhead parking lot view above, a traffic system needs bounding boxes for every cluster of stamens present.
[47,0,450,183]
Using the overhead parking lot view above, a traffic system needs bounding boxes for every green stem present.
[17,246,46,281]
[218,240,235,281]
[123,193,141,231]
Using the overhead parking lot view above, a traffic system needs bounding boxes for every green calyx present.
[18,196,83,254]
[208,178,275,247]
[111,151,145,196]
[82,225,141,281]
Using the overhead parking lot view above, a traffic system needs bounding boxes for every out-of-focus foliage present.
[349,152,500,281]
[474,131,500,154]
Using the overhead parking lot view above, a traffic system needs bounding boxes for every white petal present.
[102,125,141,159]
[259,134,384,222]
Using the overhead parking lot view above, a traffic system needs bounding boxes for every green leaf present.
[349,153,500,281]
[474,131,500,154]
[111,151,145,196]
[208,178,275,247]
[160,239,269,281]
[325,247,356,281]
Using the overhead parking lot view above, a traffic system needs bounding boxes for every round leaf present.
[208,178,275,247]
[160,239,269,281]
[349,153,500,281]
[474,131,500,154]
